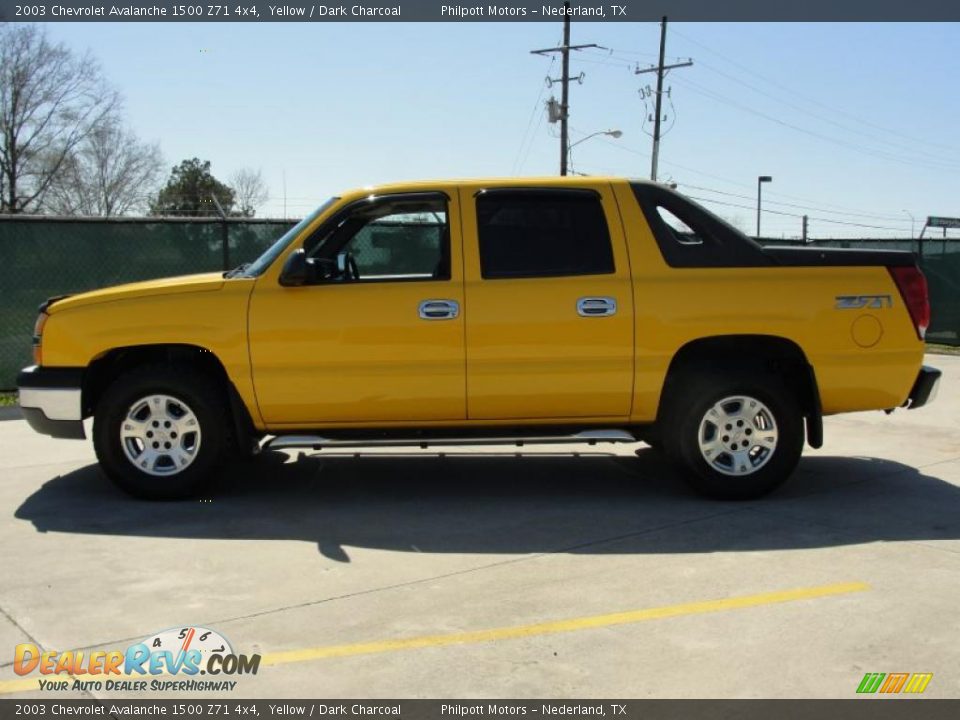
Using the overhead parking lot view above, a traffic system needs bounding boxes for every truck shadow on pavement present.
[14,449,960,561]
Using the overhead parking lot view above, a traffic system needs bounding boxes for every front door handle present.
[577,297,617,317]
[419,299,460,320]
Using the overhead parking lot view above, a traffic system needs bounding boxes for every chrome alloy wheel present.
[120,394,202,476]
[697,395,779,477]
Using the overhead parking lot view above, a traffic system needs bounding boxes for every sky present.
[35,21,960,238]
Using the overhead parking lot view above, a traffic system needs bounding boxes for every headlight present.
[32,312,47,365]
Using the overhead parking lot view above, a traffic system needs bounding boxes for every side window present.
[631,183,770,268]
[476,191,615,279]
[656,206,704,245]
[306,195,449,282]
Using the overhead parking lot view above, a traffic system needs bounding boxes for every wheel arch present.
[83,343,259,450]
[658,334,823,448]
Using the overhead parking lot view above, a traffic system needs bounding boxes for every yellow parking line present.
[0,581,869,696]
[261,581,870,665]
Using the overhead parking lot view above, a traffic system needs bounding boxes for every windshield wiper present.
[224,263,251,279]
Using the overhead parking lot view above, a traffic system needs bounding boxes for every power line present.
[678,183,911,223]
[670,74,960,173]
[691,60,960,167]
[685,194,913,233]
[582,47,661,58]
[512,51,557,175]
[590,139,918,228]
[667,25,960,158]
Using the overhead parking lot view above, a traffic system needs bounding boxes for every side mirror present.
[279,249,313,286]
[336,252,348,275]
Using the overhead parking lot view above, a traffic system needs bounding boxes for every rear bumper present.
[907,365,941,410]
[17,365,86,439]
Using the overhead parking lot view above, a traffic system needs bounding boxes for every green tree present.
[149,158,235,216]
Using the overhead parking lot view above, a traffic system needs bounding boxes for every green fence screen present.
[1,219,958,390]
[755,236,960,347]
[0,216,294,390]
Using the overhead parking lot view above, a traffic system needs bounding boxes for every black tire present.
[93,364,229,500]
[660,371,804,500]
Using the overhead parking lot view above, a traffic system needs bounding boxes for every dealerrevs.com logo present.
[14,626,261,693]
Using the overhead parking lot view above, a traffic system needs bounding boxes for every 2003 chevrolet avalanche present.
[17,177,941,500]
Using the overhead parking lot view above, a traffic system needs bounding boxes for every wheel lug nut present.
[146,431,153,438]
[737,420,744,427]
[152,421,159,427]
[745,429,752,435]
[742,440,749,447]
[171,432,178,439]
[730,444,737,451]
[164,421,171,428]
[164,442,171,449]
[722,435,729,442]
[725,424,732,431]
[152,442,159,449]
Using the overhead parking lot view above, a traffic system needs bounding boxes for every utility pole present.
[531,2,599,176]
[756,175,772,237]
[635,17,693,182]
[560,11,571,176]
[802,215,809,242]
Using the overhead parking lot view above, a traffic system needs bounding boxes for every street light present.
[567,129,623,174]
[902,210,916,239]
[756,175,773,238]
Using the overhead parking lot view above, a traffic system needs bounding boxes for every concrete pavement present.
[0,354,958,699]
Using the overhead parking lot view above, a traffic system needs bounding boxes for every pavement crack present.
[206,506,750,627]
[746,503,960,560]
[0,604,102,704]
[37,507,749,655]
[0,602,42,656]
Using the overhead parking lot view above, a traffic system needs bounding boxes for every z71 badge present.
[835,294,893,309]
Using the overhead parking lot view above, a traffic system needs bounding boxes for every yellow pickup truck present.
[17,177,940,500]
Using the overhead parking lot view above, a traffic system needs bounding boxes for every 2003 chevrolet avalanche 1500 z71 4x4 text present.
[17,178,941,500]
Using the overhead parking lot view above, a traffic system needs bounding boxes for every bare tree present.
[0,25,119,213]
[230,168,269,217]
[44,117,164,216]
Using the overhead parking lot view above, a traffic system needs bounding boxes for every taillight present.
[32,312,47,365]
[888,265,930,340]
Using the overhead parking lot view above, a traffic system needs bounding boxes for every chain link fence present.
[1,218,958,390]
[1,216,295,390]
[755,236,960,348]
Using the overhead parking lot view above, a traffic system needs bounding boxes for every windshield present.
[243,198,339,277]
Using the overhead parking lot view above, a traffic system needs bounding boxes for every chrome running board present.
[263,429,637,451]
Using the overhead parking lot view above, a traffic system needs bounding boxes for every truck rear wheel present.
[662,372,804,500]
[93,364,227,499]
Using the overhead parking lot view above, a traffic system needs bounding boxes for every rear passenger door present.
[460,186,634,420]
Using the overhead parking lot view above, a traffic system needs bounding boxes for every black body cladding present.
[630,183,915,269]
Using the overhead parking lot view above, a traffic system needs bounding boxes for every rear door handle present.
[577,297,617,317]
[419,299,460,320]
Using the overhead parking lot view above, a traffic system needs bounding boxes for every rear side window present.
[631,183,771,268]
[476,190,615,279]
[655,206,704,245]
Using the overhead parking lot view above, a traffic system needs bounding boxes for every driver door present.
[248,191,466,426]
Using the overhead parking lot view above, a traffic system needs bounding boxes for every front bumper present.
[17,365,86,439]
[906,365,941,410]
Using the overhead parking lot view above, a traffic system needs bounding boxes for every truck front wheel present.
[662,372,804,500]
[93,364,227,499]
